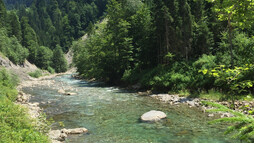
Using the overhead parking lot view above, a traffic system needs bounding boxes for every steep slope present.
[0,54,38,80]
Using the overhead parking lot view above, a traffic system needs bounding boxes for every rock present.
[16,92,30,103]
[49,130,67,141]
[208,114,214,117]
[187,101,195,107]
[65,92,77,96]
[132,83,142,90]
[58,89,65,94]
[220,113,233,118]
[51,140,62,143]
[141,110,167,122]
[61,128,88,134]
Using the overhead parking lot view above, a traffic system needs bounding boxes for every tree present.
[20,16,38,47]
[179,0,193,60]
[7,11,22,41]
[0,0,7,27]
[52,45,67,73]
[105,0,133,82]
[206,0,254,67]
[35,46,53,69]
[130,4,156,68]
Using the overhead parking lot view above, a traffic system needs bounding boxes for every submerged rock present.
[58,89,65,94]
[141,110,167,122]
[49,128,88,142]
[49,130,67,141]
[61,128,88,134]
[65,92,77,96]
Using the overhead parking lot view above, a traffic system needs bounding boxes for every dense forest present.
[0,0,107,73]
[73,0,254,97]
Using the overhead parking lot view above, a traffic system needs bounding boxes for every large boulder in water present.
[141,110,167,122]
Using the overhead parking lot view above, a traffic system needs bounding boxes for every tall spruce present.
[52,45,68,73]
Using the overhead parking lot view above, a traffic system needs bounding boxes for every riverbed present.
[22,74,238,143]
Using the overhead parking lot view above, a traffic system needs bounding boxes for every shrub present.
[0,97,49,143]
[0,68,18,101]
[28,70,42,78]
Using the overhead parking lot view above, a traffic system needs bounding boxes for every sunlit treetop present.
[206,0,254,29]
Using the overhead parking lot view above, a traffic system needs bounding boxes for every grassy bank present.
[0,68,49,143]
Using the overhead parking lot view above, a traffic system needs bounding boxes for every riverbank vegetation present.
[0,68,49,142]
[73,0,254,101]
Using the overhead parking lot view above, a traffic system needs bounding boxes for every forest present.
[73,0,254,97]
[1,0,254,142]
[1,0,107,73]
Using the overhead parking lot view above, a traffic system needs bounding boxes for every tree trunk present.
[228,12,234,67]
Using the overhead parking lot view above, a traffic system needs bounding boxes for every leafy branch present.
[202,101,254,142]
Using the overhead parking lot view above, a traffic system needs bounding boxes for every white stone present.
[141,110,167,122]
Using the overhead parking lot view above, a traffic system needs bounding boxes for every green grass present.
[198,90,227,101]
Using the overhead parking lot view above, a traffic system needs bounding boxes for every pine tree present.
[105,0,133,81]
[0,0,7,27]
[7,11,22,41]
[130,4,156,68]
[52,45,68,73]
[20,16,38,48]
[36,46,53,69]
[179,0,192,60]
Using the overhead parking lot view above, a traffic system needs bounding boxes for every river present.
[22,74,238,143]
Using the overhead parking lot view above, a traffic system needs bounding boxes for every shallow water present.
[23,74,239,143]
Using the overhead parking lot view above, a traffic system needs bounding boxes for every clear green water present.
[23,75,239,143]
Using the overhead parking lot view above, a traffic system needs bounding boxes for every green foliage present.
[206,0,254,29]
[202,101,254,142]
[0,97,49,143]
[0,28,29,64]
[51,45,68,73]
[217,32,254,66]
[35,46,53,70]
[28,70,42,78]
[0,68,18,101]
[201,64,254,95]
[0,68,49,142]
[201,64,254,108]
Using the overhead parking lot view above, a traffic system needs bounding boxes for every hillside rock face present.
[0,56,15,67]
[0,55,38,80]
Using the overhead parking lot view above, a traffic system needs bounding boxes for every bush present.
[47,66,55,74]
[0,68,18,101]
[28,70,42,78]
[0,68,49,143]
[0,97,49,143]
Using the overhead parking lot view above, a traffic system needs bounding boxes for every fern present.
[202,101,254,142]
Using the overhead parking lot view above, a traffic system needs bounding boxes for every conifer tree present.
[52,45,68,73]
[0,0,7,27]
[7,11,22,41]
[179,0,192,60]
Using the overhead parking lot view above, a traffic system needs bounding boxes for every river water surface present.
[23,74,238,143]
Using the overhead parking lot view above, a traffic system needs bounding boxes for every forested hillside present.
[1,0,107,73]
[73,0,254,97]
